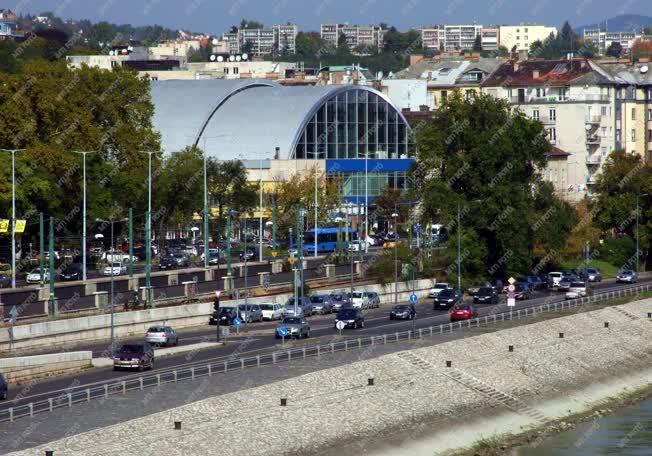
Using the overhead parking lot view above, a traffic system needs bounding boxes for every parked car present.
[159,255,179,270]
[329,293,348,311]
[60,263,83,281]
[0,273,11,289]
[364,291,381,308]
[275,316,311,339]
[389,304,416,320]
[526,275,545,290]
[428,283,450,298]
[516,277,535,291]
[467,281,492,296]
[102,251,136,263]
[473,287,499,304]
[310,295,333,314]
[172,253,190,267]
[558,274,579,291]
[239,304,263,323]
[209,306,239,325]
[450,303,479,322]
[346,291,368,309]
[348,240,366,252]
[565,281,588,299]
[259,303,284,321]
[514,283,532,300]
[239,249,255,261]
[548,271,563,288]
[334,308,365,329]
[0,373,7,400]
[112,343,154,371]
[616,269,638,283]
[582,268,602,282]
[26,268,49,284]
[103,262,127,276]
[433,288,463,310]
[283,297,313,317]
[145,326,179,347]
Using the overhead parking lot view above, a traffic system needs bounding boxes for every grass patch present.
[469,436,504,455]
[559,259,620,278]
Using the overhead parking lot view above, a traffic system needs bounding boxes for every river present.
[513,398,652,455]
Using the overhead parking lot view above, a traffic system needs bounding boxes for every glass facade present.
[293,88,414,160]
[341,172,408,198]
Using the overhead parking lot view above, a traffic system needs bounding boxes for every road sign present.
[507,284,516,292]
[409,293,417,304]
[271,250,278,257]
[507,277,516,285]
[9,305,18,325]
[232,317,242,327]
[0,220,8,233]
[335,320,346,331]
[277,327,288,337]
[220,326,230,337]
[288,256,296,265]
[507,297,516,307]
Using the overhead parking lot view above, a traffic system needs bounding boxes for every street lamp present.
[0,149,25,289]
[141,151,162,308]
[73,151,96,282]
[392,208,399,306]
[636,193,649,274]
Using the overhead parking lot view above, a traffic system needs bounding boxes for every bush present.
[597,236,636,269]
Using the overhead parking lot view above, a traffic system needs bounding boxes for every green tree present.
[472,35,482,52]
[606,42,623,58]
[239,19,264,30]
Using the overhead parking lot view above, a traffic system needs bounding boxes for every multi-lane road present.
[1,275,648,411]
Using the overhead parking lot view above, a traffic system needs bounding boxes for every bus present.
[304,227,357,254]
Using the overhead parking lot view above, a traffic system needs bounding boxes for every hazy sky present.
[11,0,648,34]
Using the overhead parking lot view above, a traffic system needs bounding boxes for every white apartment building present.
[583,29,642,55]
[443,25,482,52]
[320,23,385,51]
[421,28,445,51]
[481,28,499,51]
[222,24,297,56]
[499,24,557,52]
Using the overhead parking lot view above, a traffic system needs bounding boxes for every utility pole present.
[636,193,649,274]
[314,168,318,258]
[142,151,160,308]
[1,149,24,289]
[128,208,134,278]
[392,206,399,307]
[48,216,56,319]
[39,213,44,285]
[259,157,264,263]
[457,202,461,290]
[226,210,233,276]
[74,151,95,282]
[204,147,210,270]
[349,204,354,297]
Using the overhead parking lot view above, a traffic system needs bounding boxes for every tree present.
[239,19,264,30]
[529,40,543,56]
[373,186,408,231]
[295,32,330,58]
[494,45,509,57]
[472,35,482,52]
[410,92,572,280]
[606,42,624,58]
[242,40,254,55]
[631,39,652,60]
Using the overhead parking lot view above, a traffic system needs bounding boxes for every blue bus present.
[304,227,357,254]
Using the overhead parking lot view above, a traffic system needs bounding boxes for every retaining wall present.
[0,352,92,385]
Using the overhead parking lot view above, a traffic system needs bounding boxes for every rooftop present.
[482,59,597,87]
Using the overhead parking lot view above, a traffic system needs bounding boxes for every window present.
[233,67,239,74]
[525,28,528,32]
[632,108,636,120]
[601,146,607,156]
[548,127,556,141]
[601,127,607,138]
[601,106,607,116]
[648,109,652,121]
[549,109,556,121]
[535,88,542,97]
[648,129,652,142]
[441,90,447,100]
[616,129,621,142]
[224,68,229,74]
[532,109,539,120]
[631,129,636,141]
[465,90,475,100]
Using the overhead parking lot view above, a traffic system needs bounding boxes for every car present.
[283,297,312,317]
[364,291,381,308]
[113,343,155,371]
[26,268,49,284]
[60,263,83,281]
[346,291,368,309]
[0,273,11,289]
[310,295,334,314]
[515,277,535,291]
[467,281,492,296]
[473,287,499,304]
[239,249,255,261]
[145,326,179,347]
[209,306,239,325]
[616,269,638,283]
[329,293,348,311]
[0,373,7,400]
[558,274,579,291]
[172,253,190,267]
[383,239,399,249]
[450,303,479,322]
[275,316,311,339]
[428,283,450,298]
[102,251,136,263]
[582,268,602,282]
[239,304,263,323]
[334,308,365,329]
[103,262,127,276]
[514,283,532,300]
[433,288,462,310]
[565,281,588,299]
[548,271,563,288]
[259,303,284,321]
[158,255,179,270]
[389,304,416,320]
[348,240,366,252]
[526,276,545,290]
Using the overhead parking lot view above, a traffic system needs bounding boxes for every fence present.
[1,282,650,423]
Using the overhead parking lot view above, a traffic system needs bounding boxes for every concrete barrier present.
[0,351,92,385]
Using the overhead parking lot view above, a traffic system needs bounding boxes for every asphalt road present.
[0,275,646,411]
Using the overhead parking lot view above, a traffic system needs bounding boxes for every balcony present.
[538,116,556,125]
[585,115,601,124]
[585,134,601,144]
[586,155,601,165]
[586,176,597,185]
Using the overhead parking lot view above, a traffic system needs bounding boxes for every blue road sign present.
[278,327,288,337]
[409,293,417,303]
[232,317,242,327]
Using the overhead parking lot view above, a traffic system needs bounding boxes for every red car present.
[450,303,479,322]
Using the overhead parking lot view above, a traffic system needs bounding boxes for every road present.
[0,275,646,411]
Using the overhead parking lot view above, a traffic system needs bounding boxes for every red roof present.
[482,59,593,87]
[546,146,571,158]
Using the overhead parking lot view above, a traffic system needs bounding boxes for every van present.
[548,272,563,288]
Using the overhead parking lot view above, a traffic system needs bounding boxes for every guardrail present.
[1,282,649,423]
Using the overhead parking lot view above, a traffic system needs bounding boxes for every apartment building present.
[499,24,557,52]
[482,58,616,201]
[221,24,297,56]
[443,25,482,52]
[481,28,499,51]
[273,24,298,54]
[321,23,385,51]
[421,27,445,51]
[583,29,641,55]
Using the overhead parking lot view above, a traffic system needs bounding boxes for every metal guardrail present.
[1,282,650,423]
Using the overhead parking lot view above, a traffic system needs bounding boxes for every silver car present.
[310,295,333,314]
[616,269,638,283]
[584,268,602,282]
[239,304,263,323]
[144,326,179,347]
[275,316,310,339]
[363,291,380,308]
[283,297,312,317]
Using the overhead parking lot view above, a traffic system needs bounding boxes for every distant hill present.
[575,14,652,33]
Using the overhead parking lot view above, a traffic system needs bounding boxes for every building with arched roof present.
[150,80,415,204]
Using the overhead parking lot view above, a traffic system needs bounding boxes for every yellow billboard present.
[0,220,8,233]
[15,220,26,233]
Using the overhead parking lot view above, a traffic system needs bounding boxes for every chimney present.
[532,69,539,79]
[419,105,429,112]
[410,54,425,66]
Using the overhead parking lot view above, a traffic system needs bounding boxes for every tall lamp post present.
[1,149,25,289]
[392,208,399,306]
[73,151,95,282]
[348,202,354,296]
[636,193,649,274]
[142,151,161,308]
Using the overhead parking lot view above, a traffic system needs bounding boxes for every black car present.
[433,288,463,310]
[112,343,154,371]
[0,273,10,289]
[334,308,365,329]
[159,256,178,270]
[59,263,83,281]
[209,306,239,326]
[0,373,7,400]
[514,283,532,300]
[389,304,416,320]
[473,287,499,304]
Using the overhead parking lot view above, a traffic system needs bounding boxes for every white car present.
[548,272,563,288]
[102,252,136,263]
[348,240,366,252]
[347,291,368,309]
[259,303,284,321]
[428,283,450,298]
[565,281,587,299]
[26,268,49,284]
[103,263,127,276]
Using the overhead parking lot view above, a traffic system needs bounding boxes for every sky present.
[9,0,650,34]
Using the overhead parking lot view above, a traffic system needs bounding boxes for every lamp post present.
[636,193,649,274]
[314,167,318,258]
[1,149,25,289]
[142,151,161,308]
[73,151,95,282]
[348,202,354,296]
[365,148,369,254]
[392,207,399,307]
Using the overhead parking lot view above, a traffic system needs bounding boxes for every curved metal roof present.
[151,80,410,160]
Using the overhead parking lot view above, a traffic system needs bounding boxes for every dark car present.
[159,256,178,271]
[526,275,545,290]
[209,306,239,326]
[389,304,416,320]
[59,263,83,281]
[239,249,255,261]
[0,373,7,400]
[112,343,154,371]
[329,293,348,311]
[473,287,499,304]
[0,273,10,289]
[334,308,365,329]
[433,288,463,310]
[514,283,532,300]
